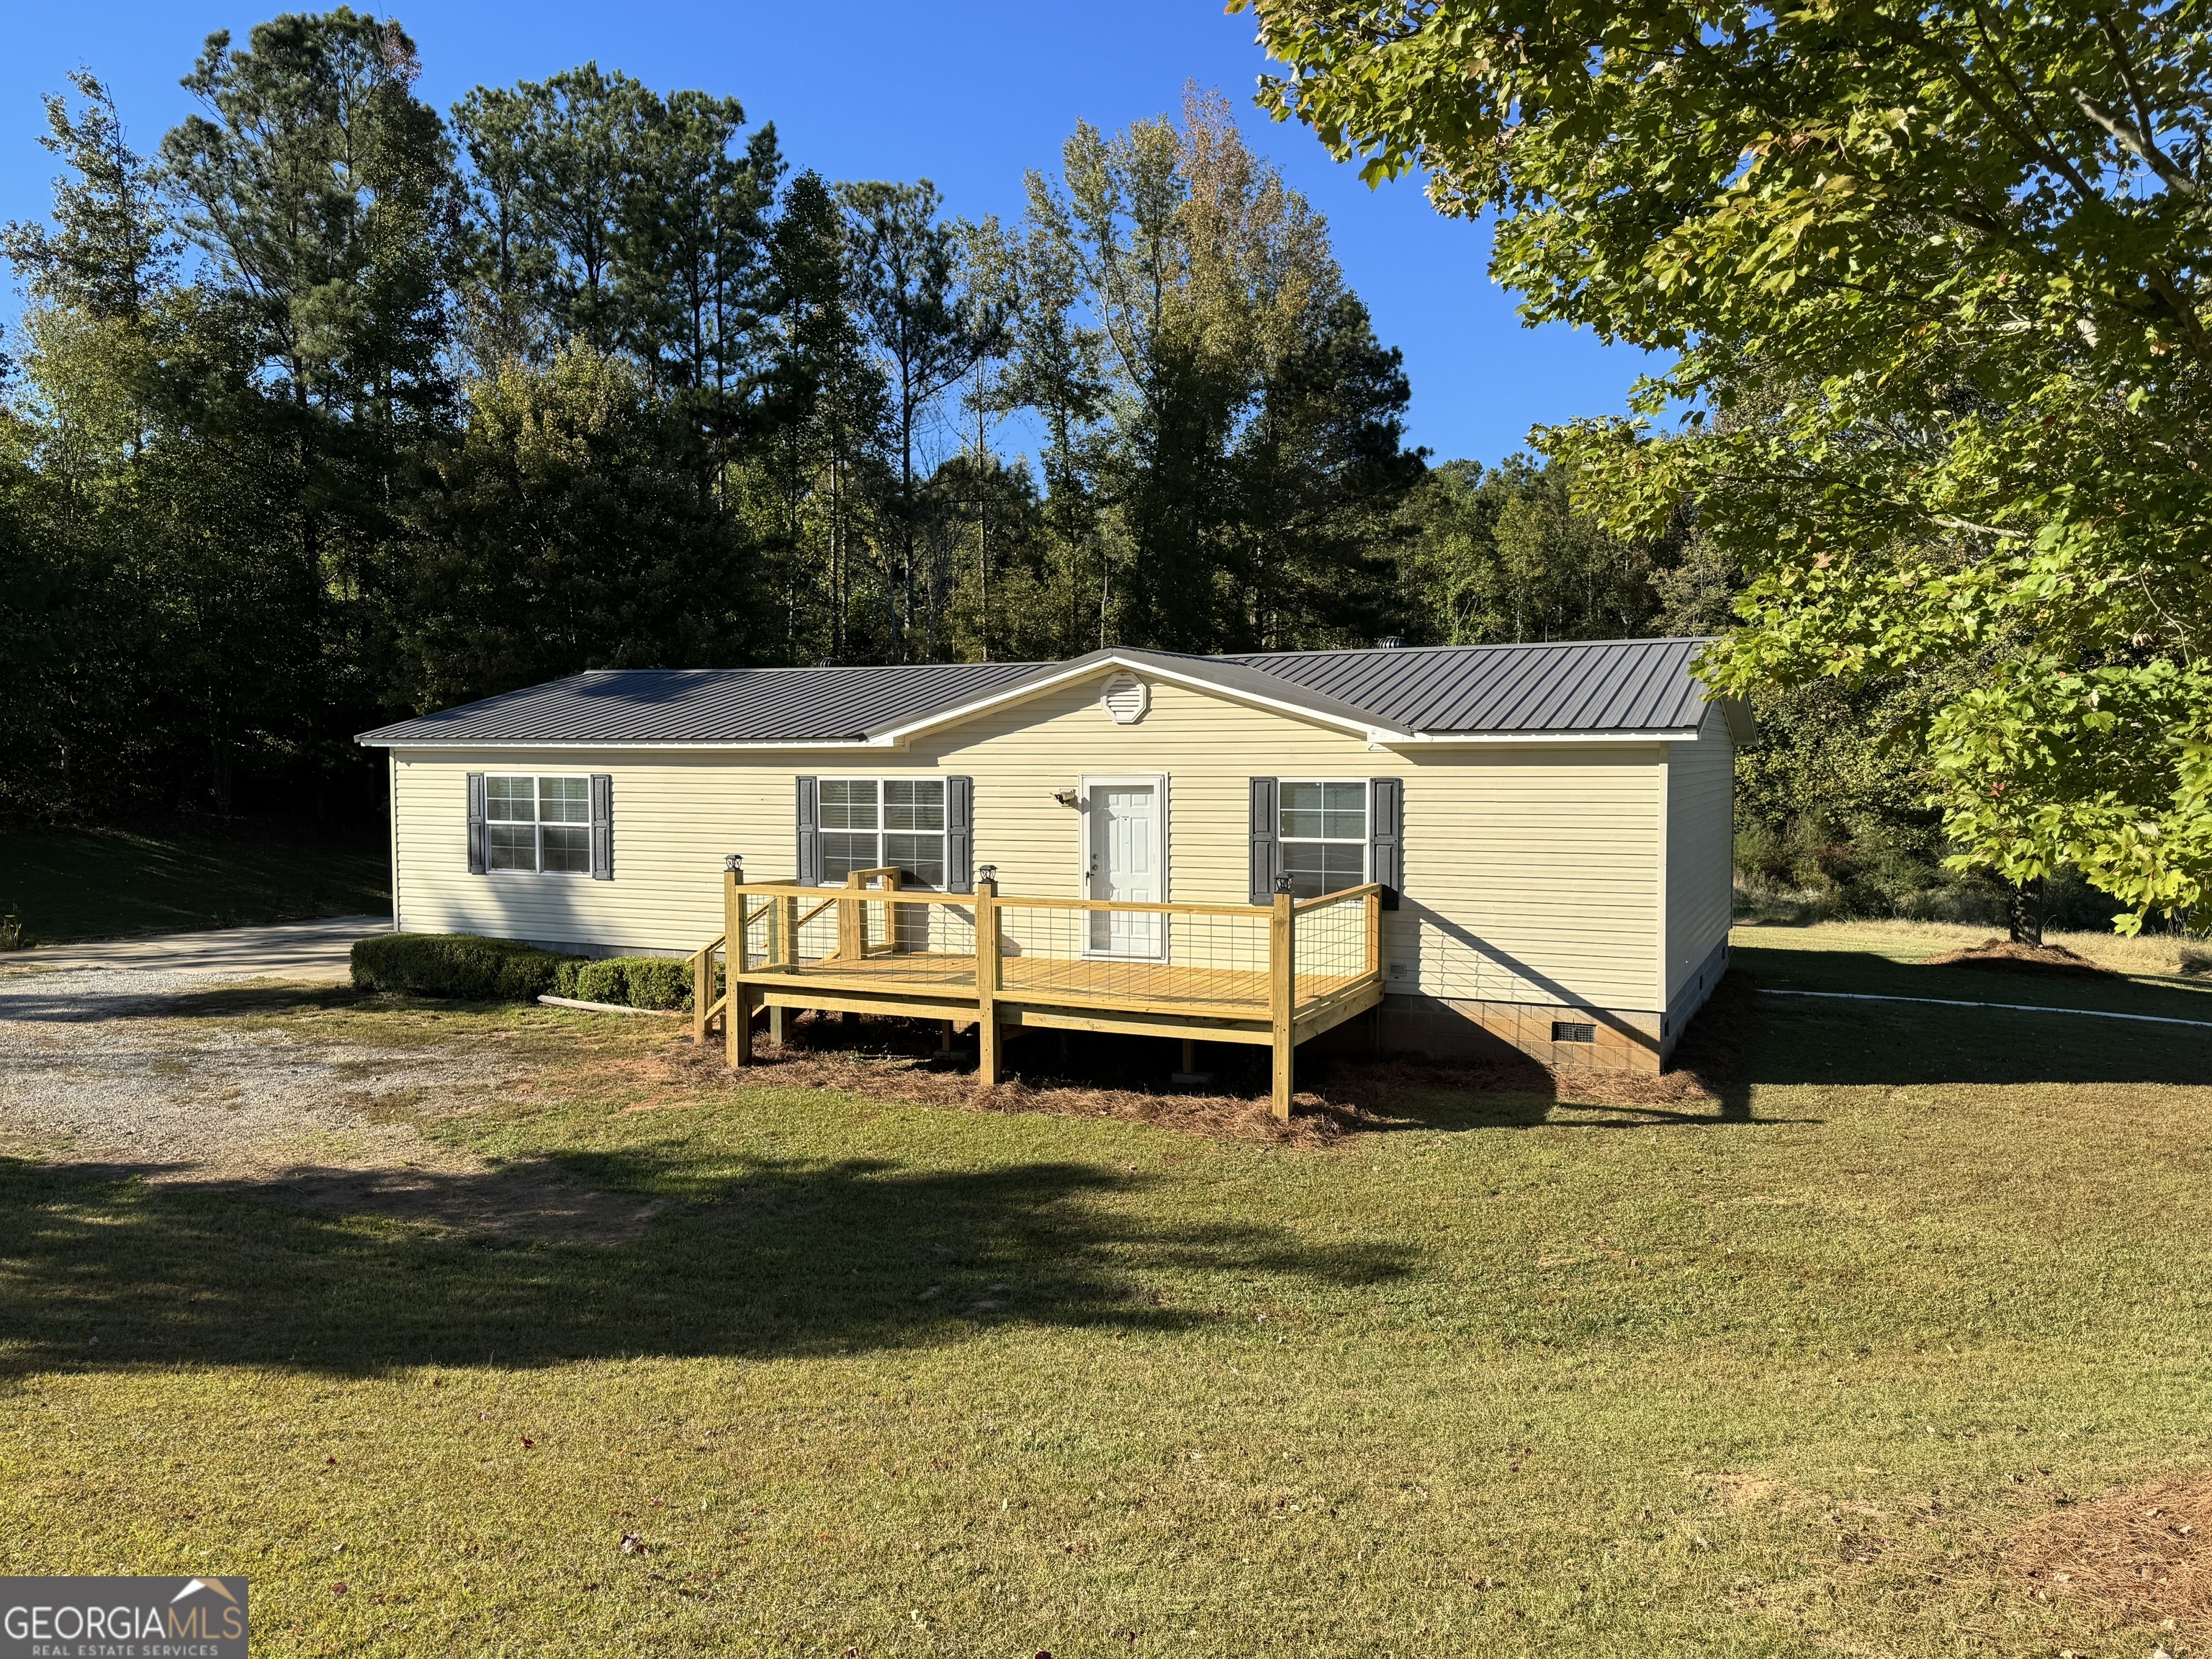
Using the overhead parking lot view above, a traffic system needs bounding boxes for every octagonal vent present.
[1100,671,1149,725]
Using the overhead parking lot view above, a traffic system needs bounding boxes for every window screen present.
[818,778,948,888]
[1278,781,1366,899]
[482,775,594,876]
[820,778,881,883]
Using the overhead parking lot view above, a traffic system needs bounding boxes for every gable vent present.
[1100,672,1150,725]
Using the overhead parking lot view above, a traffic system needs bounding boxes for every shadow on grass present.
[1312,967,1784,1133]
[0,1148,1414,1381]
[1735,947,2212,1088]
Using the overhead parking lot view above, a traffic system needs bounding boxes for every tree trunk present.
[2007,876,2046,947]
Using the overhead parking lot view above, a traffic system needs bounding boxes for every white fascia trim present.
[360,737,891,752]
[867,652,1411,747]
[1372,728,1699,748]
[367,727,1701,754]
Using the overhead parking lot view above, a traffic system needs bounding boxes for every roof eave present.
[859,648,1419,747]
[356,734,889,751]
[1378,727,1703,747]
[1715,696,1758,747]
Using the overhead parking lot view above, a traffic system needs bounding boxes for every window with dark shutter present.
[795,776,822,885]
[590,774,613,879]
[1368,776,1402,910]
[467,773,486,875]
[946,775,974,892]
[1248,777,1279,904]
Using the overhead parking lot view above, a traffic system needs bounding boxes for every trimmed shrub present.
[614,956,691,1011]
[559,957,624,1005]
[351,932,580,1001]
[554,954,692,1011]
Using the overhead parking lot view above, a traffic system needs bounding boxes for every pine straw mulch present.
[1923,938,2119,978]
[617,968,1756,1150]
[2010,1473,2212,1626]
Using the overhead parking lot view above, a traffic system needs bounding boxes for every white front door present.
[1087,778,1164,957]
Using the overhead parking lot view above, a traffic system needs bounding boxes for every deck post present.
[1269,879,1295,1121]
[975,869,1002,1086]
[692,944,711,1047]
[838,871,866,962]
[724,859,751,1067]
[770,892,799,1047]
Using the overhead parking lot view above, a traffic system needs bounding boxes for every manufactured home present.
[358,639,1748,1116]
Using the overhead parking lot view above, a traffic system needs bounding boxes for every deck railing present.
[692,871,1385,1119]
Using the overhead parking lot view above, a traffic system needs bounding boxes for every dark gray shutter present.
[590,774,613,880]
[796,775,822,885]
[1369,776,1402,911]
[1248,777,1279,905]
[945,775,974,891]
[467,773,487,875]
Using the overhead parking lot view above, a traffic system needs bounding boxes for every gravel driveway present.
[0,963,662,1243]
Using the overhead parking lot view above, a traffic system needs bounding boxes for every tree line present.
[0,12,1438,824]
[22,1,2167,938]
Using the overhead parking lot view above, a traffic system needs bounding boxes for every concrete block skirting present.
[1338,994,1663,1072]
[1322,938,1734,1075]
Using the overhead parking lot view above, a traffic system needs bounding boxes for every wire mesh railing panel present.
[717,884,1374,1020]
[1293,897,1371,996]
[901,900,977,959]
[994,904,1272,1011]
[793,903,842,967]
[737,890,978,989]
[742,905,778,970]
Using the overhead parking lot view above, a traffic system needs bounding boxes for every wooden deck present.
[690,870,1387,1120]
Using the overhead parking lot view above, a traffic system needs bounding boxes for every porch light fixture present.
[1053,788,1080,808]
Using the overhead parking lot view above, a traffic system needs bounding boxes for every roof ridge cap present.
[1217,634,1712,661]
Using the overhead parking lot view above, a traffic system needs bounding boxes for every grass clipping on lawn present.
[642,971,1751,1146]
[2010,1474,2212,1624]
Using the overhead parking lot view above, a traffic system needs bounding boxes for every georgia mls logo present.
[1,1575,248,1658]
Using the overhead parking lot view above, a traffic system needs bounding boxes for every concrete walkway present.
[6,915,391,983]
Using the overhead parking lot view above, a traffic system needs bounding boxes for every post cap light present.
[1274,873,1294,894]
[724,853,743,873]
[977,864,998,884]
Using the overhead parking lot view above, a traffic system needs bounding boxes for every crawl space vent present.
[1100,673,1149,725]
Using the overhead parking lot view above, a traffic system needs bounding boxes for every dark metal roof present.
[1211,638,1716,734]
[357,637,1722,747]
[357,662,1048,747]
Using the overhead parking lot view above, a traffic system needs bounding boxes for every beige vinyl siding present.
[1663,702,1736,1004]
[391,750,786,953]
[390,667,1669,1009]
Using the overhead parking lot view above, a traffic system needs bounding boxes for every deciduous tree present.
[1244,0,2212,931]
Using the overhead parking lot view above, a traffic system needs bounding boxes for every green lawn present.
[1,923,2208,1655]
[0,825,389,943]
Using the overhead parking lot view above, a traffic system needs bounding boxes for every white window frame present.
[817,775,952,890]
[484,773,595,877]
[1277,778,1368,900]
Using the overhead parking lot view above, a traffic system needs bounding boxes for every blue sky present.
[1,0,1658,466]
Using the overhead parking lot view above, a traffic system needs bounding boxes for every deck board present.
[747,950,1362,1017]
